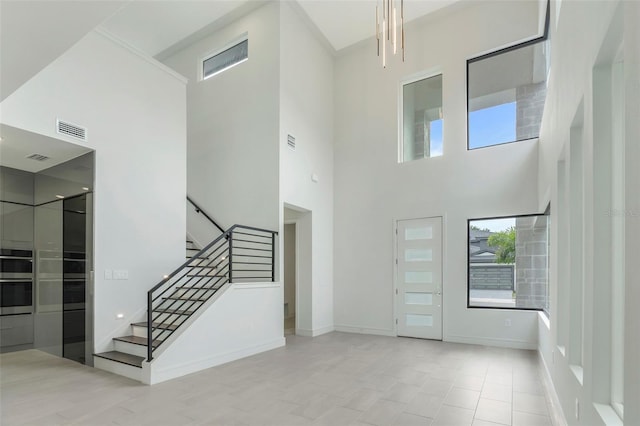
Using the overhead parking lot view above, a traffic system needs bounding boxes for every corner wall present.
[333,1,541,347]
[279,2,335,336]
[537,0,640,424]
[162,2,280,237]
[0,31,187,353]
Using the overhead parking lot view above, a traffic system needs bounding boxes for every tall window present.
[468,214,549,310]
[400,74,443,162]
[467,39,549,149]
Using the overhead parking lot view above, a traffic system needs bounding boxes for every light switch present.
[114,270,129,280]
[104,269,113,280]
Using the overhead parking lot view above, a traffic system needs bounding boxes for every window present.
[468,214,549,310]
[467,40,549,149]
[400,74,443,162]
[201,37,248,81]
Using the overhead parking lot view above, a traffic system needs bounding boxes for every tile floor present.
[1,332,560,426]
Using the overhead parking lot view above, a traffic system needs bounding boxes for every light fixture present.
[82,187,90,191]
[376,0,404,68]
[55,194,65,199]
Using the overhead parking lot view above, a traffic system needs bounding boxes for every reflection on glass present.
[405,292,433,305]
[402,74,443,161]
[405,249,433,262]
[405,271,432,284]
[406,313,433,327]
[468,41,548,149]
[468,215,549,309]
[405,226,432,241]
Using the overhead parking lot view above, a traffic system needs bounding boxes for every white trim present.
[334,325,396,337]
[295,325,334,337]
[538,348,568,426]
[94,28,188,85]
[594,403,623,426]
[198,32,248,82]
[233,282,280,290]
[446,334,536,350]
[149,337,285,385]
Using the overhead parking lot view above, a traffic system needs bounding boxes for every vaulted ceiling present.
[0,0,462,103]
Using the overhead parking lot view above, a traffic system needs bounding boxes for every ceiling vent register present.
[26,153,50,162]
[57,119,87,141]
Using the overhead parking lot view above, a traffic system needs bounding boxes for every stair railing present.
[146,224,277,361]
[187,196,225,234]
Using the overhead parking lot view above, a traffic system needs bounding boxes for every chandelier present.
[376,0,405,67]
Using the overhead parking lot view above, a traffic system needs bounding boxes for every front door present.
[396,217,443,340]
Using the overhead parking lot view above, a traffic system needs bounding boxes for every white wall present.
[537,0,640,424]
[334,1,541,347]
[162,2,280,236]
[148,282,285,385]
[283,223,296,317]
[0,30,187,353]
[279,2,335,337]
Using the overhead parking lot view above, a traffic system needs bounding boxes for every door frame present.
[393,214,446,339]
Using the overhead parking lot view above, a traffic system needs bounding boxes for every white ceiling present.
[99,0,462,57]
[0,125,93,173]
[0,0,463,172]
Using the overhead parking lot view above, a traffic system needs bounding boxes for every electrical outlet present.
[504,318,512,327]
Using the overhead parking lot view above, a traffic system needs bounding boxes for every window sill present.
[538,311,550,330]
[570,364,584,386]
[594,403,623,426]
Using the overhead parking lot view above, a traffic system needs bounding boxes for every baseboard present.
[149,337,285,384]
[538,349,568,426]
[295,326,334,337]
[334,324,396,337]
[446,334,537,350]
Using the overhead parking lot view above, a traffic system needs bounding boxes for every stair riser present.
[173,288,218,298]
[114,339,148,358]
[154,312,189,324]
[187,258,212,267]
[132,325,178,339]
[94,356,143,381]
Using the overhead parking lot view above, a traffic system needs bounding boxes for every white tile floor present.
[0,332,560,426]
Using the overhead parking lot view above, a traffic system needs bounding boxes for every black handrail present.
[146,224,278,362]
[187,196,225,234]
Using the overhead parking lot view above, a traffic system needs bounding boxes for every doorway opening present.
[283,223,296,335]
[283,204,311,336]
[0,124,94,365]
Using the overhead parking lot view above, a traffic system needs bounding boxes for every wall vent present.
[26,153,50,162]
[57,119,87,141]
[287,134,296,150]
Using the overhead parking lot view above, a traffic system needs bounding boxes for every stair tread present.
[132,321,179,331]
[163,296,208,302]
[176,285,221,290]
[113,335,163,347]
[153,308,194,315]
[186,274,227,277]
[94,351,144,368]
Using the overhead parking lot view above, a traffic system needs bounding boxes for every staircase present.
[93,199,277,383]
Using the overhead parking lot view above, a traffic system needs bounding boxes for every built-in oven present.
[0,249,34,315]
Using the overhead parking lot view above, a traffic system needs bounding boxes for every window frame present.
[466,0,550,151]
[398,69,444,163]
[198,33,249,82]
[467,212,549,311]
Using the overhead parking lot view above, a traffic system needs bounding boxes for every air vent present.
[57,119,87,141]
[287,134,296,150]
[26,153,50,162]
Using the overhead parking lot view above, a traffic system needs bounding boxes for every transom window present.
[201,37,248,81]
